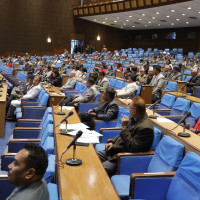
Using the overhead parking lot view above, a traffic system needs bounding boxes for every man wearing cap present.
[116,74,138,98]
[170,66,183,81]
[186,67,200,93]
[137,67,147,83]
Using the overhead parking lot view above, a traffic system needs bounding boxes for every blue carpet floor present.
[0,120,16,157]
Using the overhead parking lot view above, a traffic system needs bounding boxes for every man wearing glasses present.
[97,97,154,176]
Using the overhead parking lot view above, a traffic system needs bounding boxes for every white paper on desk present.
[77,136,99,144]
[51,93,65,96]
[59,123,89,130]
[157,118,174,123]
[60,106,74,111]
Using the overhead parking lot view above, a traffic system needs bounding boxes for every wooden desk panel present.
[168,91,200,104]
[53,107,120,200]
[0,84,7,137]
[117,98,200,155]
[42,84,65,106]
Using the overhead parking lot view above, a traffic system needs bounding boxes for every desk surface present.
[117,98,200,155]
[168,91,200,103]
[53,106,120,200]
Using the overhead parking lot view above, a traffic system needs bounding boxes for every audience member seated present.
[74,66,82,79]
[97,97,154,176]
[145,66,154,85]
[162,65,172,79]
[137,67,147,83]
[59,63,66,75]
[122,67,131,80]
[170,66,183,81]
[49,69,62,87]
[97,72,110,89]
[6,75,42,120]
[190,118,200,135]
[6,74,34,112]
[106,65,114,76]
[116,63,123,72]
[150,65,166,103]
[79,67,87,81]
[99,62,107,73]
[143,60,149,74]
[6,143,49,200]
[64,78,97,107]
[79,87,119,130]
[93,68,99,84]
[131,66,138,76]
[61,72,76,90]
[186,67,200,93]
[116,74,138,98]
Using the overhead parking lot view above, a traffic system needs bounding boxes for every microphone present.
[55,96,68,115]
[177,111,191,125]
[148,99,161,110]
[62,130,83,155]
[55,111,73,128]
[148,100,161,119]
[169,112,191,137]
[177,83,187,97]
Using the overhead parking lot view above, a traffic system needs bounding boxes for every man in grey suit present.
[170,66,183,81]
[64,78,97,107]
[150,65,166,103]
[97,97,154,176]
[97,72,110,89]
[61,72,76,90]
[7,143,49,200]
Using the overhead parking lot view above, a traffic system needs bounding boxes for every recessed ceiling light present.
[166,16,170,18]
[158,24,160,26]
[123,23,126,25]
[132,26,135,27]
[176,19,180,21]
[171,10,175,12]
[152,17,156,20]
[198,11,200,14]
[139,18,142,21]
[93,19,96,21]
[188,7,191,10]
[142,13,145,16]
[114,20,117,23]
[149,21,151,24]
[182,13,185,16]
[186,21,189,24]
[156,12,160,15]
[121,26,123,28]
[105,18,107,20]
[171,23,174,25]
[102,22,105,24]
[126,19,129,22]
[145,25,147,27]
[129,16,132,18]
[117,17,119,19]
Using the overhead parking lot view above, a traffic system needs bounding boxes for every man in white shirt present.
[116,74,138,98]
[6,75,41,120]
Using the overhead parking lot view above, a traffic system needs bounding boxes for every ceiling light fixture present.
[105,18,107,20]
[149,21,151,23]
[145,25,147,27]
[171,23,174,25]
[132,25,135,27]
[124,23,126,25]
[126,20,129,22]
[188,7,191,10]
[129,15,132,18]
[176,19,180,21]
[156,12,159,15]
[139,18,142,21]
[182,13,185,16]
[97,35,100,41]
[158,24,160,26]
[114,20,117,23]
[186,21,189,24]
[171,10,175,12]
[142,14,145,16]
[102,22,105,24]
[166,16,170,18]
[152,17,156,19]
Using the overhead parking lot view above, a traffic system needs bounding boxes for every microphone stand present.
[178,120,191,137]
[149,104,158,119]
[56,97,66,115]
[49,83,55,92]
[61,119,68,135]
[66,143,82,166]
[177,83,186,98]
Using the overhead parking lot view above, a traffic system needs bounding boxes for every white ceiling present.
[80,0,200,30]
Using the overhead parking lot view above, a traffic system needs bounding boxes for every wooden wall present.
[0,0,200,55]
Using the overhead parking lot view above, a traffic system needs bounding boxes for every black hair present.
[87,77,95,85]
[126,67,131,72]
[24,143,48,177]
[82,68,87,73]
[53,69,60,76]
[130,74,137,82]
[27,74,34,80]
[94,68,99,72]
[106,87,115,99]
[131,67,137,72]
[99,71,105,77]
[153,65,161,72]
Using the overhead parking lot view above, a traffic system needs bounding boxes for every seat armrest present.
[130,172,175,199]
[100,127,122,134]
[154,109,172,112]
